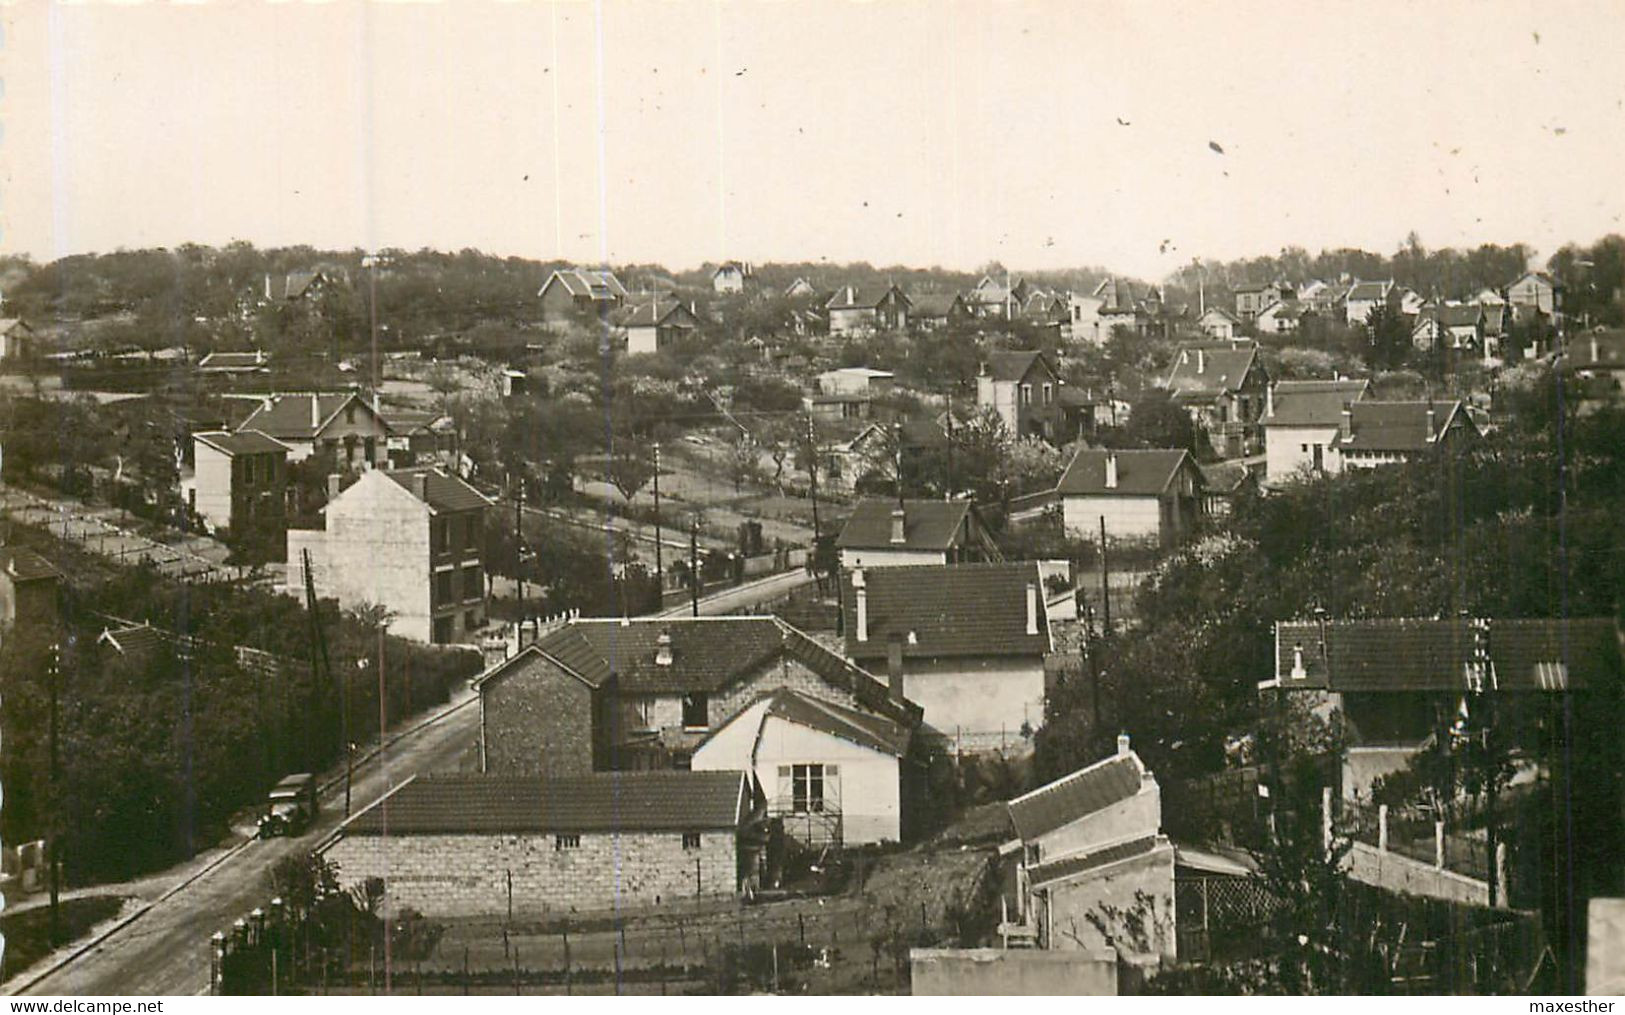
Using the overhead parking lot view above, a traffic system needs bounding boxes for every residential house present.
[909,292,971,330]
[1506,271,1563,318]
[322,771,761,918]
[1056,384,1107,440]
[378,409,458,469]
[1254,300,1305,336]
[473,615,922,776]
[185,430,290,538]
[1560,329,1625,414]
[1057,449,1202,547]
[1397,287,1427,317]
[1338,400,1477,469]
[969,276,1031,319]
[1345,280,1399,328]
[1198,460,1257,518]
[615,298,703,355]
[196,350,269,376]
[841,562,1051,749]
[1197,307,1243,340]
[835,498,1001,570]
[1233,281,1290,319]
[712,261,754,294]
[826,284,910,336]
[1412,304,1488,358]
[1266,617,1621,798]
[1067,293,1107,345]
[1092,279,1149,339]
[537,267,629,327]
[96,623,171,662]
[1005,736,1176,964]
[977,350,1064,441]
[1022,290,1071,327]
[235,392,392,468]
[811,367,894,422]
[1162,341,1269,458]
[784,277,819,299]
[1261,378,1371,485]
[0,546,60,638]
[287,466,490,644]
[0,319,39,360]
[693,688,915,845]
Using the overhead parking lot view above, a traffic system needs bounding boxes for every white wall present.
[627,324,660,355]
[192,442,236,532]
[1062,495,1162,542]
[1264,424,1343,485]
[1033,782,1160,861]
[902,657,1045,742]
[302,471,434,641]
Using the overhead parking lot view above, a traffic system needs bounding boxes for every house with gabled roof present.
[693,688,917,845]
[321,770,763,918]
[0,546,60,636]
[474,615,923,776]
[287,466,490,644]
[909,292,972,330]
[1261,378,1370,485]
[1337,399,1477,469]
[712,261,755,294]
[0,318,40,360]
[235,391,391,468]
[1345,279,1399,328]
[841,562,1050,750]
[977,350,1064,441]
[835,497,1001,570]
[537,266,629,327]
[784,277,819,299]
[1198,306,1243,340]
[185,429,290,537]
[1560,329,1625,414]
[1232,281,1291,319]
[1057,448,1202,547]
[1506,270,1562,318]
[826,284,909,336]
[613,298,703,355]
[968,276,1031,319]
[1254,299,1306,336]
[1162,340,1269,458]
[1412,304,1488,357]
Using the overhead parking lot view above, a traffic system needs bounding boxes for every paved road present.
[16,695,481,997]
[658,568,818,618]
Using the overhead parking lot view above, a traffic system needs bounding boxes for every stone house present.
[537,267,629,328]
[826,284,910,337]
[693,688,915,845]
[835,498,1001,570]
[977,350,1065,441]
[287,466,489,644]
[185,430,290,538]
[235,391,392,469]
[1162,341,1269,458]
[0,547,60,638]
[322,770,760,918]
[1261,378,1371,486]
[1057,449,1202,547]
[474,615,923,775]
[840,562,1050,750]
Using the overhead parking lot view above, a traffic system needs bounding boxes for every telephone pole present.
[48,641,61,946]
[689,518,700,617]
[652,443,664,587]
[1098,515,1112,635]
[514,479,526,618]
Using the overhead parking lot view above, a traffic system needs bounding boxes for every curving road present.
[14,694,481,996]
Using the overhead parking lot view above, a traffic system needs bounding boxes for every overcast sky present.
[4,0,1624,280]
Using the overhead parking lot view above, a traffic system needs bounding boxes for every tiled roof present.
[343,771,751,836]
[1563,330,1625,371]
[1347,280,1394,302]
[841,562,1050,661]
[383,467,490,514]
[1272,618,1621,692]
[99,624,170,659]
[1057,449,1192,497]
[983,350,1053,383]
[835,498,973,551]
[545,268,628,301]
[1028,836,1162,886]
[1007,751,1147,841]
[1165,342,1260,399]
[909,293,964,317]
[197,351,267,370]
[0,547,60,582]
[194,430,291,457]
[612,299,698,328]
[761,688,912,756]
[826,285,907,310]
[237,393,383,442]
[1265,380,1370,427]
[1340,400,1468,452]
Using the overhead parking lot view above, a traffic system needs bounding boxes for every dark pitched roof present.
[383,467,491,514]
[835,498,973,551]
[909,293,965,317]
[1199,460,1253,494]
[1007,751,1148,841]
[983,350,1054,384]
[1272,618,1622,692]
[544,268,628,301]
[194,429,291,457]
[1436,304,1485,328]
[1165,342,1261,399]
[612,299,700,328]
[1265,379,1370,427]
[99,624,170,659]
[841,562,1050,661]
[237,392,385,442]
[759,688,912,757]
[1028,835,1162,886]
[1347,280,1394,302]
[826,284,907,311]
[0,547,60,582]
[1092,278,1140,313]
[343,771,751,836]
[1340,400,1470,452]
[197,351,267,370]
[1057,449,1192,497]
[1563,330,1625,371]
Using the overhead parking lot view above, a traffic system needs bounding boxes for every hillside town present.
[2,0,1624,1002]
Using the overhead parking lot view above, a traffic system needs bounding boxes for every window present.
[791,764,828,813]
[554,834,581,851]
[1020,384,1032,406]
[1042,383,1053,405]
[463,565,483,601]
[681,692,709,730]
[432,616,454,644]
[682,832,702,850]
[464,514,480,549]
[436,570,454,605]
[632,697,657,731]
[433,519,450,554]
[240,457,254,488]
[464,609,479,631]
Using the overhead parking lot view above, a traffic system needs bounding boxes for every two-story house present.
[1162,341,1269,458]
[1411,304,1488,358]
[287,466,490,644]
[1232,281,1290,319]
[236,392,392,469]
[1345,280,1399,328]
[1261,378,1371,485]
[1506,271,1563,320]
[977,351,1064,441]
[537,267,629,328]
[968,276,1031,319]
[826,284,910,337]
[185,430,291,539]
[712,261,754,294]
[835,498,1001,570]
[811,367,894,422]
[1058,448,1202,547]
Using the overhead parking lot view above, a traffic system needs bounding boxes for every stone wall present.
[910,948,1118,996]
[324,829,738,919]
[1346,841,1490,907]
[480,653,597,776]
[1040,845,1177,966]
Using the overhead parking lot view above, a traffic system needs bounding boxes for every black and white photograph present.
[0,0,1622,1000]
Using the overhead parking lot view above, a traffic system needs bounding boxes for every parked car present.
[256,773,318,838]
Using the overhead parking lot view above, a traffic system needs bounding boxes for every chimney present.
[852,569,869,642]
[414,472,430,501]
[1426,406,1438,441]
[886,634,905,702]
[1025,582,1039,636]
[890,506,906,545]
[326,473,342,499]
[310,396,321,429]
[1104,452,1119,490]
[1196,349,1206,374]
[1590,335,1599,363]
[1266,382,1275,417]
[1116,733,1131,757]
[519,617,539,649]
[654,629,674,667]
[1291,643,1307,680]
[264,273,272,301]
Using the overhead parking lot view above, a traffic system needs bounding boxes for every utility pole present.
[652,443,664,588]
[377,620,391,994]
[689,518,700,617]
[805,415,821,539]
[945,393,956,499]
[893,422,905,508]
[365,254,381,401]
[1098,515,1112,635]
[514,479,526,619]
[47,640,61,946]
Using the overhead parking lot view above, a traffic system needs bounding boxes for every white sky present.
[3,0,1624,280]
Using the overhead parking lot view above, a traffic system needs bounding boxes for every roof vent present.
[655,630,673,667]
[1291,643,1307,680]
[890,506,906,545]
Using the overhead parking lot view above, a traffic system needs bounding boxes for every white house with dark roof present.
[1057,449,1202,546]
[826,284,909,336]
[1261,378,1370,485]
[287,467,490,644]
[1345,279,1399,327]
[1198,306,1243,340]
[835,498,1001,570]
[712,261,754,294]
[185,429,291,536]
[235,391,391,468]
[693,688,914,845]
[614,298,703,355]
[1337,400,1477,469]
[322,771,762,918]
[841,562,1050,750]
[1162,340,1269,458]
[0,318,40,360]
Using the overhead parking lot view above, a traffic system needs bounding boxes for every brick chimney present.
[1025,581,1039,636]
[886,634,905,702]
[1104,452,1119,490]
[1265,382,1275,418]
[1196,348,1206,374]
[519,616,538,649]
[654,629,674,667]
[1426,406,1438,441]
[327,473,342,499]
[890,506,906,545]
[1117,733,1131,757]
[852,569,868,642]
[414,471,430,501]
